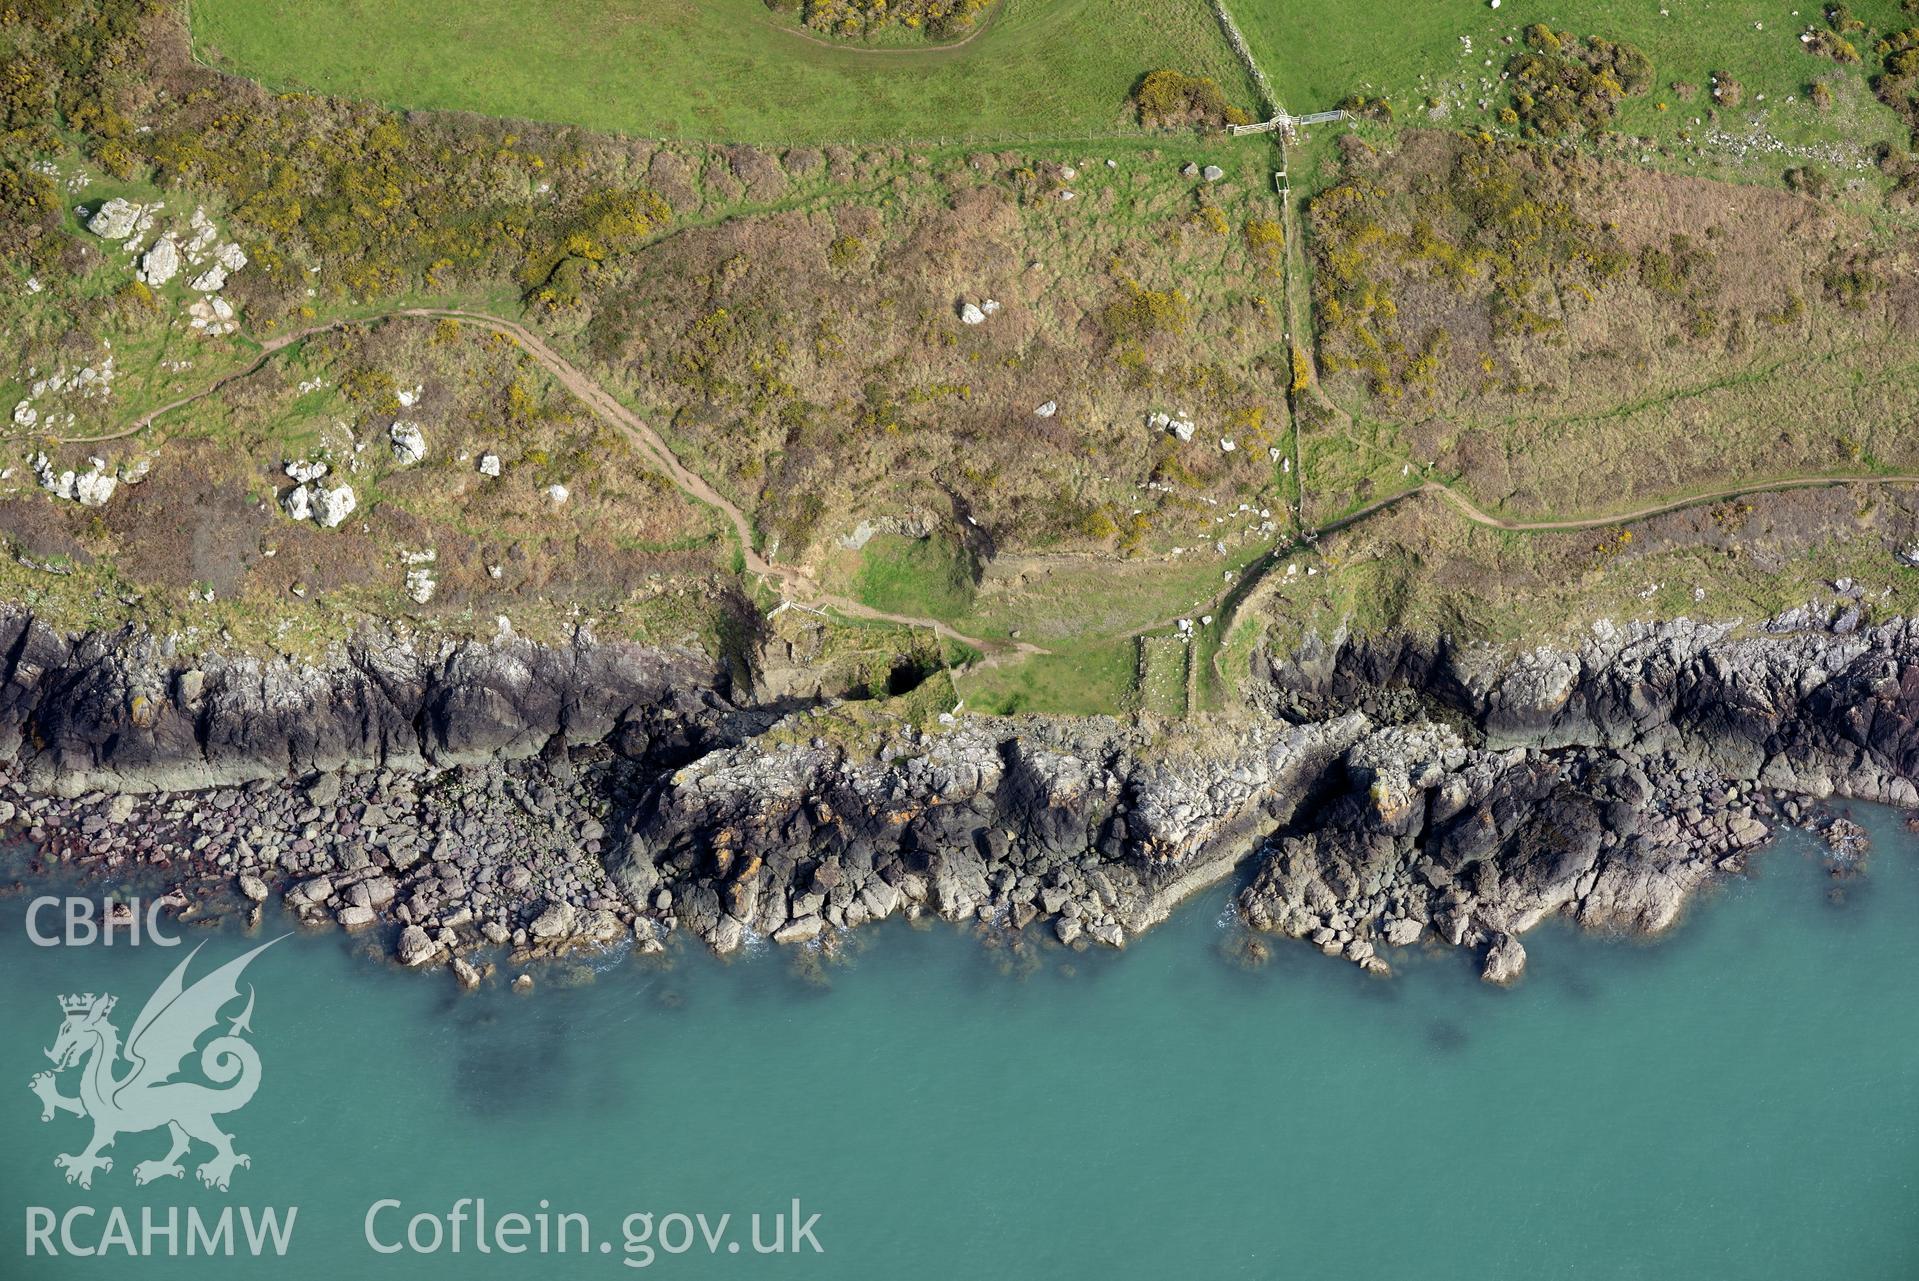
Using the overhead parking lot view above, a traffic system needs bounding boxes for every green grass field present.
[846,534,978,620]
[1235,0,1911,186]
[189,0,1253,143]
[958,635,1140,716]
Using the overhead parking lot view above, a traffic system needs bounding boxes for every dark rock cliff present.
[0,610,736,795]
[4,610,1916,983]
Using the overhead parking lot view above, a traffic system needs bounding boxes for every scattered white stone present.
[546,483,570,505]
[981,299,1001,316]
[1035,401,1058,418]
[388,421,426,465]
[25,276,42,294]
[477,453,501,477]
[1148,410,1197,442]
[188,264,228,293]
[404,566,436,604]
[284,458,328,485]
[960,302,987,325]
[32,453,117,507]
[397,384,423,409]
[285,479,356,528]
[12,402,36,429]
[184,208,217,261]
[86,198,145,241]
[187,295,237,336]
[313,484,356,528]
[1202,165,1224,182]
[1220,438,1237,453]
[215,242,247,273]
[118,457,151,485]
[138,236,180,287]
[74,470,116,507]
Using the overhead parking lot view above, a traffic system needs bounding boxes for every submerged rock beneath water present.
[1822,817,1871,877]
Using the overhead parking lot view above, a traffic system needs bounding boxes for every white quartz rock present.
[138,236,180,287]
[389,421,426,465]
[313,484,356,528]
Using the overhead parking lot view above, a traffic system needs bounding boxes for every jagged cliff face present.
[607,715,1363,953]
[1265,617,1919,806]
[3,609,1916,984]
[1241,617,1919,980]
[0,611,734,795]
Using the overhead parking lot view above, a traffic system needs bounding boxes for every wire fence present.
[788,126,1235,151]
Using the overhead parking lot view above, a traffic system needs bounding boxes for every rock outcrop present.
[0,609,732,795]
[4,610,1917,985]
[1236,616,1919,977]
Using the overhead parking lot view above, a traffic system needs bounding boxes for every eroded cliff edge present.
[4,606,1914,986]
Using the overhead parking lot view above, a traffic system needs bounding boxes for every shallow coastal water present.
[2,808,1917,1279]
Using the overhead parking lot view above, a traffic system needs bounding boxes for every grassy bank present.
[189,0,1253,143]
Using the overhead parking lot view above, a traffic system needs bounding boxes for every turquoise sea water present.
[1,807,1917,1279]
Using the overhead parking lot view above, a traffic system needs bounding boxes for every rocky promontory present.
[4,606,1917,988]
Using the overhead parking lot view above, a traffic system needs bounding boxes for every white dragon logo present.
[28,937,282,1191]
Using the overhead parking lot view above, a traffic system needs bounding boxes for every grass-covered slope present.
[9,0,1919,725]
[1238,0,1913,184]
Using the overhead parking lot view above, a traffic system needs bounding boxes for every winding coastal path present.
[59,305,1919,677]
[400,311,1046,659]
[1309,474,1919,540]
[63,307,1040,660]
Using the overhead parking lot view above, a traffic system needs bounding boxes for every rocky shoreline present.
[1,605,1915,988]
